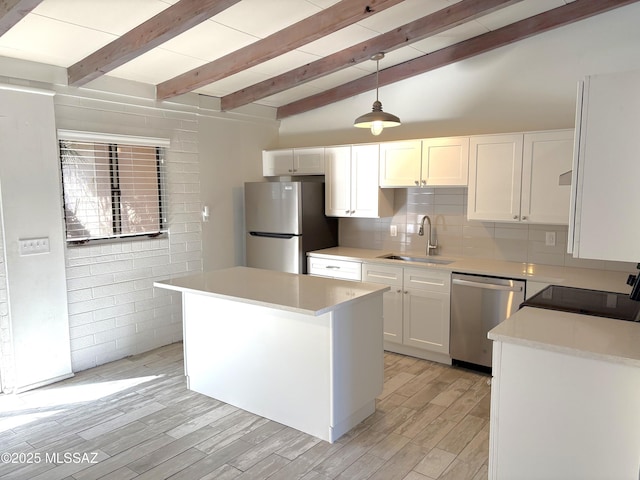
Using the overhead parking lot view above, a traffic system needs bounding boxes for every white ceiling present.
[0,0,578,109]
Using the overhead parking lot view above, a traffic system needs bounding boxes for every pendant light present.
[354,52,400,136]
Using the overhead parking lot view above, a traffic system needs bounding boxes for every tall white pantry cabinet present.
[569,69,640,262]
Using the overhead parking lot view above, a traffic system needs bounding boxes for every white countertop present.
[154,266,389,316]
[307,246,632,293]
[489,307,640,367]
[309,247,639,366]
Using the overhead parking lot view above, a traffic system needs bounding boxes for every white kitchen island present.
[154,266,388,443]
[488,307,640,479]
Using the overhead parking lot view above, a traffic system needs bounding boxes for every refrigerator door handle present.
[249,232,297,239]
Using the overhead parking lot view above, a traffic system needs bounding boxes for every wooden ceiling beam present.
[221,0,523,111]
[0,0,42,36]
[155,0,405,100]
[67,0,241,87]
[277,0,640,120]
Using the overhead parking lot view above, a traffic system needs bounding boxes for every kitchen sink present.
[377,254,454,265]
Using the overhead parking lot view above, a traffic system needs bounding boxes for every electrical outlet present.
[390,224,397,237]
[19,237,50,256]
[545,231,556,247]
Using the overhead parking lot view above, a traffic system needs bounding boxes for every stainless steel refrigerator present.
[244,181,338,274]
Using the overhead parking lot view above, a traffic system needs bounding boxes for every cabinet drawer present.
[362,263,403,287]
[308,257,362,281]
[403,267,450,293]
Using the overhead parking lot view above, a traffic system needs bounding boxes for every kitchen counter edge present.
[154,266,389,316]
[307,246,631,294]
[488,306,640,367]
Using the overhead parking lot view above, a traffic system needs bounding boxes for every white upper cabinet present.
[325,145,394,218]
[521,130,574,224]
[421,136,469,186]
[379,137,469,187]
[468,130,573,224]
[325,146,352,216]
[570,70,640,262]
[379,140,422,187]
[468,134,524,222]
[263,147,324,176]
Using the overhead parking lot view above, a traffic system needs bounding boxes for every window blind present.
[58,130,169,243]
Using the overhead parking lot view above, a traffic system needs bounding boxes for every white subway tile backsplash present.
[341,188,632,272]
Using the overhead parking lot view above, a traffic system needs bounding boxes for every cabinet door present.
[571,71,640,261]
[324,146,352,217]
[403,289,450,353]
[402,268,450,354]
[351,144,387,217]
[422,137,469,186]
[521,130,573,225]
[362,263,403,344]
[262,149,294,176]
[294,147,324,175]
[468,134,524,222]
[379,141,422,187]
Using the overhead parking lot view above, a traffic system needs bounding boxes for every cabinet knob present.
[288,169,293,173]
[404,290,408,294]
[513,215,519,220]
[292,169,297,173]
[522,216,527,220]
[414,180,419,186]
[421,180,427,186]
[351,210,356,214]
[396,289,402,293]
[345,210,350,214]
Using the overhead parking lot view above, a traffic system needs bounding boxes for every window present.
[58,130,169,243]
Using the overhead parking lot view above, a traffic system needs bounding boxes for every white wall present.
[278,3,640,147]
[0,65,278,388]
[0,86,72,392]
[197,103,278,271]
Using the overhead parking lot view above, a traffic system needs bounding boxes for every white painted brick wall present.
[55,90,202,373]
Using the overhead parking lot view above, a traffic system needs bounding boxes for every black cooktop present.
[521,285,640,322]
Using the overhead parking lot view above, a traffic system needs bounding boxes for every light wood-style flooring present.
[0,343,490,480]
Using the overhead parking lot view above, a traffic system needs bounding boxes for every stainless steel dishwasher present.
[450,273,525,369]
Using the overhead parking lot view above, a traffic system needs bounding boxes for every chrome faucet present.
[418,215,438,256]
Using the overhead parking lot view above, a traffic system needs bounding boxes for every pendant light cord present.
[375,58,380,102]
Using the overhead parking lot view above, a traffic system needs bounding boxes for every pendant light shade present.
[354,53,400,136]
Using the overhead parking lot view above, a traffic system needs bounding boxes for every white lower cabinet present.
[362,263,451,363]
[403,267,450,355]
[489,340,640,479]
[361,263,403,343]
[308,257,362,281]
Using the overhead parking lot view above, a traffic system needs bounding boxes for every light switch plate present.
[545,232,556,247]
[19,237,50,256]
[390,224,397,237]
